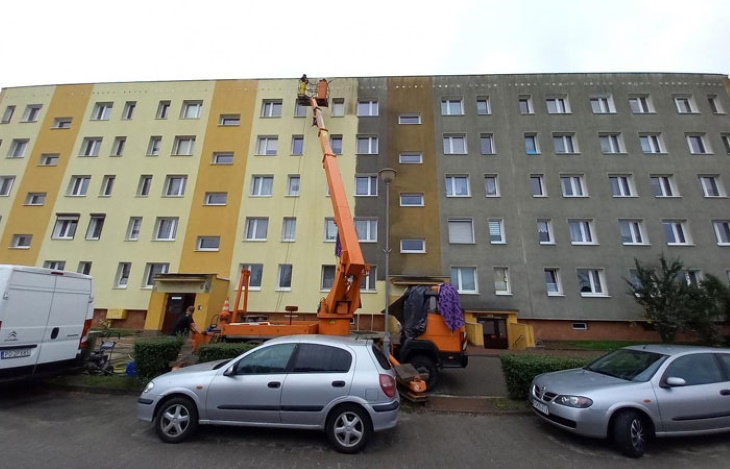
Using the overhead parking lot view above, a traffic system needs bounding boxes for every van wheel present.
[326,404,372,453]
[155,397,199,443]
[612,410,647,458]
[409,355,439,391]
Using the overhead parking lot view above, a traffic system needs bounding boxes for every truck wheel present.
[155,397,199,443]
[409,355,439,391]
[612,410,647,458]
[325,404,372,454]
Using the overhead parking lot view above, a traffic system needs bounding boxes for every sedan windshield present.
[585,349,667,381]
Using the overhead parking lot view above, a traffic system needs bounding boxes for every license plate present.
[532,398,549,415]
[1,349,32,359]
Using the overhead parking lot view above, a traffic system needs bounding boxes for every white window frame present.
[1,176,16,196]
[629,95,653,113]
[560,175,586,197]
[355,176,378,196]
[708,95,724,114]
[277,264,293,290]
[712,220,730,245]
[154,217,178,241]
[212,152,233,164]
[100,175,115,196]
[400,238,426,253]
[518,96,533,114]
[147,136,162,156]
[619,220,647,245]
[443,134,467,154]
[256,136,278,155]
[448,219,475,244]
[22,104,42,122]
[261,100,282,118]
[357,100,379,117]
[609,175,634,197]
[544,268,563,296]
[40,153,59,166]
[239,263,264,290]
[355,218,377,242]
[650,175,676,197]
[590,95,615,114]
[321,265,336,290]
[400,193,424,206]
[92,102,113,121]
[330,99,345,117]
[126,217,142,241]
[360,266,377,292]
[196,236,220,251]
[251,175,274,197]
[577,268,607,297]
[2,105,15,123]
[156,100,171,119]
[524,134,539,154]
[172,136,195,156]
[204,192,227,205]
[244,217,268,241]
[80,137,102,157]
[122,101,136,120]
[599,133,624,154]
[663,220,691,246]
[356,136,379,155]
[330,135,343,155]
[85,214,105,240]
[686,134,710,154]
[44,261,66,270]
[281,217,297,242]
[480,134,495,155]
[399,113,421,124]
[553,133,577,154]
[291,135,304,155]
[537,219,554,245]
[399,152,423,164]
[25,192,46,205]
[164,175,187,197]
[219,114,240,126]
[115,262,131,288]
[11,234,32,249]
[639,133,664,154]
[721,134,730,154]
[476,97,491,115]
[674,96,696,114]
[68,176,90,196]
[286,175,300,196]
[137,175,153,197]
[546,97,570,114]
[441,98,464,116]
[494,267,511,295]
[530,175,546,197]
[324,218,337,242]
[9,139,29,158]
[488,219,506,244]
[699,175,725,197]
[484,175,500,197]
[111,136,126,156]
[568,219,596,245]
[181,101,202,119]
[52,215,79,240]
[445,175,470,197]
[77,261,92,275]
[451,266,478,294]
[143,263,169,288]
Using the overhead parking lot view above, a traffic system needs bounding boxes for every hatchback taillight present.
[379,373,397,398]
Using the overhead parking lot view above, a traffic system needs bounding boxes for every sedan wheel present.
[612,410,647,458]
[155,397,199,443]
[326,404,372,454]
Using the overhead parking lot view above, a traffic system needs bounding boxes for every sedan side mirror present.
[665,376,687,387]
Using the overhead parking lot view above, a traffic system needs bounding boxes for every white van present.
[0,265,95,381]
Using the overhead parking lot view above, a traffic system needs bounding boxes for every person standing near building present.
[171,305,199,336]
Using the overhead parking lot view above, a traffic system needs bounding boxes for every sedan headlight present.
[554,395,593,408]
[143,381,155,393]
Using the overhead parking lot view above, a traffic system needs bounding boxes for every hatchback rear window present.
[291,344,352,373]
[371,345,392,370]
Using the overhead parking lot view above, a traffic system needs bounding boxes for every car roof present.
[264,334,376,348]
[622,344,730,356]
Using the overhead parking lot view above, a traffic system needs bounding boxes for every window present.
[204,192,227,205]
[568,219,596,245]
[137,175,153,197]
[212,152,233,164]
[355,176,378,196]
[361,266,376,292]
[294,103,307,118]
[639,133,664,154]
[173,136,195,155]
[79,137,102,156]
[609,175,634,197]
[524,134,539,154]
[2,105,15,123]
[244,217,268,241]
[560,175,586,197]
[722,134,730,154]
[619,220,646,245]
[156,100,171,119]
[196,236,220,251]
[707,95,724,114]
[665,354,724,386]
[629,95,652,113]
[577,269,606,296]
[286,175,300,196]
[0,176,15,196]
[261,100,282,118]
[9,139,29,158]
[650,175,676,197]
[443,134,467,154]
[115,263,131,288]
[111,136,126,156]
[291,135,304,155]
[356,136,378,154]
[445,175,470,197]
[686,134,710,154]
[484,175,499,197]
[400,238,425,253]
[599,133,624,154]
[321,265,336,290]
[281,218,297,241]
[713,221,730,245]
[330,135,343,155]
[331,99,344,117]
[674,96,696,114]
[400,193,424,206]
[219,114,240,126]
[448,219,474,244]
[355,218,377,242]
[239,263,263,289]
[357,100,379,116]
[181,101,202,119]
[22,104,42,122]
[53,117,72,129]
[476,97,491,115]
[518,96,533,114]
[399,152,422,164]
[488,219,505,244]
[164,175,187,197]
[590,96,615,114]
[11,234,32,249]
[154,217,178,241]
[663,220,691,245]
[537,219,554,244]
[146,136,162,156]
[451,267,477,293]
[122,101,136,120]
[68,176,90,196]
[92,102,112,120]
[494,267,511,295]
[143,263,169,288]
[546,97,570,114]
[399,113,420,124]
[251,176,273,196]
[441,98,463,115]
[77,261,92,275]
[324,218,337,242]
[480,134,495,155]
[44,261,65,270]
[40,153,59,166]
[530,175,546,197]
[85,214,105,240]
[544,268,562,296]
[25,192,46,205]
[52,215,79,239]
[276,264,293,290]
[256,136,278,155]
[126,217,142,241]
[699,175,725,197]
[100,175,115,196]
[553,134,577,153]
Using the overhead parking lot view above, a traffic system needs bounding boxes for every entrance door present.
[479,317,508,349]
[161,294,196,335]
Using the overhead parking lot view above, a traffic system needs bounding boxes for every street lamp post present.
[378,168,396,355]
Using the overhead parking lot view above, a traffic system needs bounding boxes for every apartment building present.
[1,73,728,344]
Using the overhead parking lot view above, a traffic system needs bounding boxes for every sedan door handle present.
[720,389,730,396]
[331,380,346,388]
[268,381,281,389]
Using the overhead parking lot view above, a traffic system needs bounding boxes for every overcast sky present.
[2,0,729,90]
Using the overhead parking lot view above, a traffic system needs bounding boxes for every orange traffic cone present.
[219,298,231,324]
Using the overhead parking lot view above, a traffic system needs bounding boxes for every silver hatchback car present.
[137,334,399,453]
[530,344,730,457]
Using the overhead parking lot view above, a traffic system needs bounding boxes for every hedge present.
[133,336,184,382]
[198,342,256,363]
[499,354,594,400]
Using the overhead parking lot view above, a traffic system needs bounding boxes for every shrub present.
[198,342,256,363]
[499,354,593,400]
[133,336,184,382]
